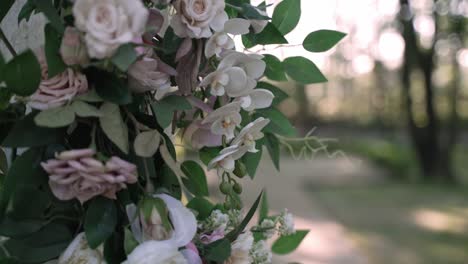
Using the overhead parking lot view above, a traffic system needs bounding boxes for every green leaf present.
[272,0,301,35]
[240,3,270,19]
[18,0,36,23]
[227,191,263,241]
[84,197,117,249]
[0,89,12,110]
[181,160,209,197]
[257,81,289,106]
[75,89,103,102]
[72,101,102,117]
[242,23,288,48]
[303,30,347,52]
[205,238,232,262]
[265,133,280,171]
[283,56,327,84]
[2,112,62,147]
[99,103,129,154]
[34,105,76,128]
[0,216,44,238]
[151,95,192,128]
[242,138,264,179]
[259,190,269,224]
[272,230,309,255]
[86,68,132,105]
[187,197,214,221]
[263,54,287,81]
[3,50,41,96]
[0,148,7,174]
[0,0,14,23]
[44,24,66,78]
[111,44,138,72]
[133,130,161,157]
[124,228,138,255]
[199,147,221,166]
[162,27,183,54]
[256,108,296,137]
[158,165,181,200]
[32,0,64,33]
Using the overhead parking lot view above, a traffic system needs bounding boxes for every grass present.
[305,183,468,264]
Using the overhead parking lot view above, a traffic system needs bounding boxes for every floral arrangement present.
[0,0,345,263]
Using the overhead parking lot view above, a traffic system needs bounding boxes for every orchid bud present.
[139,197,173,241]
[233,161,247,178]
[60,27,89,66]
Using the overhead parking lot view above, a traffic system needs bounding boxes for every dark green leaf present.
[32,0,64,33]
[256,108,296,137]
[205,238,232,262]
[263,54,287,81]
[0,148,7,173]
[265,133,280,171]
[0,89,12,110]
[86,68,132,105]
[303,30,347,52]
[158,165,181,200]
[257,81,289,106]
[186,197,214,221]
[242,23,288,48]
[111,44,138,72]
[283,56,327,84]
[3,50,41,96]
[34,105,76,128]
[240,3,270,19]
[242,138,264,179]
[199,147,221,166]
[259,190,268,224]
[181,160,209,197]
[2,112,62,147]
[44,24,66,78]
[162,27,183,54]
[84,197,117,249]
[272,0,301,35]
[151,95,192,128]
[0,216,44,238]
[227,191,263,241]
[0,0,14,23]
[104,231,126,264]
[272,230,309,255]
[18,0,36,23]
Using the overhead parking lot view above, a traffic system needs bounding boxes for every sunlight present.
[411,209,468,233]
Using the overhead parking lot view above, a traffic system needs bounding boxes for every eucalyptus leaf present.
[133,130,161,158]
[303,30,347,52]
[84,197,117,249]
[263,54,287,81]
[99,103,129,154]
[111,44,138,72]
[86,68,132,105]
[272,230,309,255]
[3,50,41,96]
[283,56,327,84]
[256,108,296,137]
[75,89,103,102]
[72,101,102,117]
[272,0,301,35]
[34,105,76,128]
[151,95,192,128]
[44,24,66,78]
[181,160,209,197]
[242,138,264,179]
[187,197,214,220]
[242,23,288,48]
[239,3,270,19]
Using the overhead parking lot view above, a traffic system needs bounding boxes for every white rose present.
[58,233,105,264]
[73,0,149,59]
[171,0,228,38]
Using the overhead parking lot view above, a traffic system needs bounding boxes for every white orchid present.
[236,88,274,111]
[207,145,249,174]
[205,19,251,58]
[201,52,265,97]
[231,117,270,153]
[58,233,105,264]
[202,102,242,140]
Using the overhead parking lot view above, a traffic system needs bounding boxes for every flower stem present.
[0,28,17,57]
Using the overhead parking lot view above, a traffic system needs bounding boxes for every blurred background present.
[239,0,468,263]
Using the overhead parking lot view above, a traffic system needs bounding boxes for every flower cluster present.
[0,0,343,261]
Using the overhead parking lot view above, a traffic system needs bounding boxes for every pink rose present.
[41,149,138,203]
[60,27,89,66]
[28,51,88,110]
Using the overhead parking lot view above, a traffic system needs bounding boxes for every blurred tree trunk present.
[399,0,455,182]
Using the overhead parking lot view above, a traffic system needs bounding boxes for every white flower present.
[207,145,249,174]
[249,8,269,33]
[259,219,276,239]
[202,102,242,140]
[205,19,251,58]
[126,194,197,246]
[171,0,228,38]
[123,241,187,264]
[250,240,272,264]
[201,52,265,97]
[231,117,270,152]
[201,209,229,232]
[236,89,274,111]
[58,233,105,264]
[225,232,254,264]
[73,0,149,59]
[278,209,295,236]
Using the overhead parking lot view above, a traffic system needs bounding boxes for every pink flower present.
[60,27,89,66]
[41,149,138,203]
[28,51,88,110]
[200,228,225,244]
